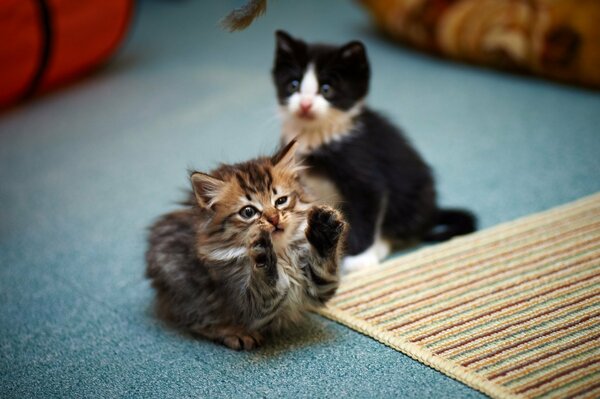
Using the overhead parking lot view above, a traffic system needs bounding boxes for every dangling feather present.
[221,0,267,32]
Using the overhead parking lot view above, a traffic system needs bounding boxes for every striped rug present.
[320,193,600,399]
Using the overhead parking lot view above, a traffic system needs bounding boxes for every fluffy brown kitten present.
[146,141,346,350]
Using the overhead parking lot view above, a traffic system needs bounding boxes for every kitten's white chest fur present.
[280,106,361,155]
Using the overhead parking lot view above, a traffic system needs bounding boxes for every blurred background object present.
[0,0,133,107]
[360,0,600,89]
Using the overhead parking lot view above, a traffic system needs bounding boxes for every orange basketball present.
[0,0,133,107]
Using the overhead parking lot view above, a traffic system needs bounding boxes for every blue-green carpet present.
[1,1,599,397]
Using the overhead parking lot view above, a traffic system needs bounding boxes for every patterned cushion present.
[360,0,600,88]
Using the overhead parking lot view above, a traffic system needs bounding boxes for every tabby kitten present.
[272,31,476,272]
[146,141,346,350]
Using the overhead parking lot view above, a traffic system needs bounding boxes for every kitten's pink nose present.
[266,213,280,228]
[300,99,312,113]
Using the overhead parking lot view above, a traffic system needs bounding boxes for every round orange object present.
[0,0,134,107]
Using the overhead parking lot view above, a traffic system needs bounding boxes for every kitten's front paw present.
[250,231,275,267]
[306,206,346,257]
[249,231,278,282]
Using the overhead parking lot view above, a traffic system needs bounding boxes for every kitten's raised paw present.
[306,206,346,257]
[221,331,263,351]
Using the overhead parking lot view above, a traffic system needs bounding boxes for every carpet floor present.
[322,193,600,398]
[1,0,599,398]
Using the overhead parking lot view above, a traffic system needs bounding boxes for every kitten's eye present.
[275,196,288,207]
[286,80,300,94]
[239,206,258,219]
[320,84,334,99]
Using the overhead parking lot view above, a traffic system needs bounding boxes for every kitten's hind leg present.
[191,324,263,351]
[222,332,263,351]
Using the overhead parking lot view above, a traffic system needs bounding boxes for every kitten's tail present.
[424,209,477,242]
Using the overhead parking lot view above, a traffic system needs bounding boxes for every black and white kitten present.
[271,30,476,272]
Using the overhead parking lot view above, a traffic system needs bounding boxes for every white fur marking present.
[207,247,247,262]
[343,245,380,273]
[342,234,391,273]
[285,64,330,123]
[300,64,318,96]
[291,219,309,242]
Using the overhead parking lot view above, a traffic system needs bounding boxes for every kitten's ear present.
[340,41,368,63]
[275,30,300,54]
[190,172,225,209]
[272,139,299,171]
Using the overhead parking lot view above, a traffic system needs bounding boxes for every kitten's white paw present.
[374,238,392,260]
[343,238,391,273]
[343,249,379,274]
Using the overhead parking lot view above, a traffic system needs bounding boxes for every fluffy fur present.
[271,31,476,272]
[146,141,346,350]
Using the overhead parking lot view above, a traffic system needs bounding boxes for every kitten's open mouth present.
[273,227,285,234]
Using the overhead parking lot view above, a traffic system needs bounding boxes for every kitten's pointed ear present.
[190,172,225,209]
[275,30,298,54]
[340,41,367,62]
[272,139,299,171]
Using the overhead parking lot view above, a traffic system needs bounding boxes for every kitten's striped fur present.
[146,141,346,350]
